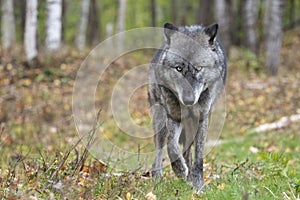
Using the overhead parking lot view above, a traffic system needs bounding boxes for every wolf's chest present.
[160,87,181,121]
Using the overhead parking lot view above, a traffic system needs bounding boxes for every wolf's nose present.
[182,96,195,106]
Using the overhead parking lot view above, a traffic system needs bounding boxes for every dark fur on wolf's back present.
[148,22,227,191]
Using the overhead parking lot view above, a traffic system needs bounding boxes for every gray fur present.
[148,23,227,191]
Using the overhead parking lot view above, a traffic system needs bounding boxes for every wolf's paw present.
[189,167,205,192]
[151,169,163,178]
[171,159,188,179]
[192,177,205,193]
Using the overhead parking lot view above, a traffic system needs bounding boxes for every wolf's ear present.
[204,23,218,45]
[164,23,178,44]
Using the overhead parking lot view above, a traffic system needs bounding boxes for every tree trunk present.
[171,0,177,24]
[231,0,243,46]
[46,0,62,52]
[289,0,295,29]
[264,0,284,75]
[61,0,66,42]
[244,0,259,55]
[116,0,127,50]
[117,0,127,32]
[1,0,16,49]
[197,0,213,25]
[179,0,188,25]
[76,0,90,50]
[24,0,38,65]
[106,23,113,38]
[214,0,232,55]
[87,0,100,46]
[150,0,156,27]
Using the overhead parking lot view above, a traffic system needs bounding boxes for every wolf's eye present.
[196,66,203,72]
[175,66,183,72]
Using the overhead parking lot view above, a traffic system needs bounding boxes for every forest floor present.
[0,27,300,199]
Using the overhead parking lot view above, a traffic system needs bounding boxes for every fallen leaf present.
[125,192,132,200]
[22,78,32,86]
[249,146,259,154]
[217,183,226,190]
[145,191,157,200]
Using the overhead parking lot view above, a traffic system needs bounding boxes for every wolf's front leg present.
[191,117,209,191]
[183,143,192,181]
[152,125,167,177]
[151,105,167,177]
[167,118,188,178]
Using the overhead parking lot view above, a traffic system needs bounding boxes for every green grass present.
[90,127,300,200]
[3,118,299,199]
[197,128,300,200]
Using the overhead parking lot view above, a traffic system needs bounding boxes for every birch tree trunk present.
[24,0,38,64]
[106,23,113,39]
[116,0,127,50]
[1,0,16,49]
[264,0,284,75]
[215,0,232,55]
[76,0,90,50]
[46,0,62,52]
[117,0,127,32]
[244,0,259,55]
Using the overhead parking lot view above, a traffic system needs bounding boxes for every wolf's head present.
[156,22,223,106]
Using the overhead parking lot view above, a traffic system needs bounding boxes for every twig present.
[0,123,6,148]
[282,192,291,200]
[232,158,249,176]
[0,122,5,137]
[263,186,278,199]
[38,149,48,172]
[5,154,24,187]
[71,148,79,169]
[71,109,102,176]
[253,114,300,133]
[221,164,235,169]
[50,134,83,180]
[50,109,102,179]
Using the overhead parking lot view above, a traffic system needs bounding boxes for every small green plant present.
[258,152,290,178]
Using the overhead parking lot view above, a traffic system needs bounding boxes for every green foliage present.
[99,0,118,37]
[258,152,290,178]
[38,1,47,45]
[230,47,263,74]
[291,178,300,195]
[126,0,151,28]
[64,1,81,44]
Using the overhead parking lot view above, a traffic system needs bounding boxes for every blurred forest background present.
[0,0,299,73]
[1,0,300,199]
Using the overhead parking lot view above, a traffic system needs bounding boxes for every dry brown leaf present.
[145,191,157,200]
